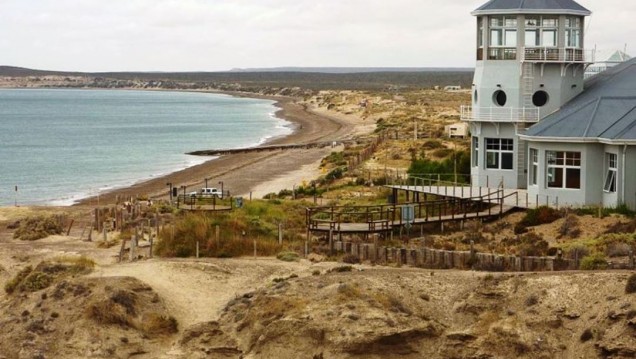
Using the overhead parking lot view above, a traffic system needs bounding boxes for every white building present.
[445,122,469,138]
[463,0,636,209]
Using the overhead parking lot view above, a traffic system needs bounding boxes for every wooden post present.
[278,223,283,245]
[196,241,200,258]
[66,220,74,236]
[254,239,257,259]
[103,227,107,242]
[215,225,220,247]
[329,229,334,256]
[130,236,136,261]
[149,236,154,259]
[119,239,126,262]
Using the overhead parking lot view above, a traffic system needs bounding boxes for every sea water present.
[0,89,291,206]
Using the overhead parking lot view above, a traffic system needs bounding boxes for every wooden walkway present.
[386,185,557,209]
[306,189,518,235]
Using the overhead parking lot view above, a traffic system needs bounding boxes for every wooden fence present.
[330,241,578,272]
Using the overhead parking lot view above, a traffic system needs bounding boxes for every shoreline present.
[73,90,366,206]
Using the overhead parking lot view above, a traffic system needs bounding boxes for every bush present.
[626,274,636,294]
[580,328,594,342]
[580,253,608,270]
[341,254,360,264]
[422,140,444,150]
[276,251,300,262]
[140,313,178,336]
[559,215,581,238]
[432,148,453,158]
[525,294,539,307]
[4,266,33,294]
[328,265,353,273]
[13,215,67,241]
[20,271,53,292]
[515,207,562,234]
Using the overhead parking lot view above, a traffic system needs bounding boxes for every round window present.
[493,90,507,107]
[532,91,549,107]
[474,90,478,103]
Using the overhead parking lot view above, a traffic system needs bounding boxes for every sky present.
[0,0,633,72]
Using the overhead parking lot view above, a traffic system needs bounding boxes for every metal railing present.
[461,105,540,123]
[521,47,595,63]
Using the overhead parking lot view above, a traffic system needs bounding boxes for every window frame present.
[529,148,538,186]
[485,138,514,171]
[603,153,617,193]
[546,151,581,190]
[472,137,479,168]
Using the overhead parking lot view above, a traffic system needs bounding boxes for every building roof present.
[522,58,636,144]
[606,50,632,63]
[472,0,591,16]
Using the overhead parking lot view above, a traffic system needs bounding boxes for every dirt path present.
[89,258,318,329]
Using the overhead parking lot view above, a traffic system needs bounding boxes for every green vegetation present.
[276,251,300,262]
[579,253,608,270]
[514,206,562,234]
[407,150,470,182]
[4,257,95,294]
[13,214,68,241]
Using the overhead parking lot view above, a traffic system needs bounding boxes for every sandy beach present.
[77,94,372,205]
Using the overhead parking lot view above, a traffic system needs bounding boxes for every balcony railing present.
[461,106,540,123]
[521,47,595,63]
[487,47,517,60]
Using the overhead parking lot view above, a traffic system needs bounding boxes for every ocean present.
[0,89,291,206]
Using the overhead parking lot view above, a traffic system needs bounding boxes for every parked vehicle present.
[189,188,223,198]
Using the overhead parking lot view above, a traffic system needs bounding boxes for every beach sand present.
[77,95,372,205]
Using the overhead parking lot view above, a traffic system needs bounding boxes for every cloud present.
[0,0,632,71]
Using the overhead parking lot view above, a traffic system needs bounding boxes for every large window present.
[524,16,558,47]
[546,151,581,189]
[529,148,538,186]
[604,153,617,193]
[472,137,479,167]
[486,138,514,170]
[490,16,517,47]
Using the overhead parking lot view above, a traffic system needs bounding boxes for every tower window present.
[532,91,549,107]
[474,90,478,103]
[493,90,507,107]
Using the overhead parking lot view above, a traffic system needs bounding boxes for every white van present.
[189,188,223,198]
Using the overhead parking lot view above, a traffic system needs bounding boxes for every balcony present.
[521,47,595,63]
[461,106,540,123]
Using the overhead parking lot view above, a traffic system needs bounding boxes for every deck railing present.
[460,105,540,123]
[521,47,595,63]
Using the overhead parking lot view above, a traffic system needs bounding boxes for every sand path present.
[89,258,315,329]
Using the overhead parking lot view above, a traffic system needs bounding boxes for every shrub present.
[559,215,581,238]
[13,215,67,241]
[432,148,453,158]
[276,251,300,262]
[328,265,353,273]
[20,272,53,292]
[4,266,33,294]
[422,140,444,150]
[520,206,561,227]
[580,253,608,270]
[341,254,360,264]
[525,294,539,307]
[606,242,632,258]
[626,274,636,294]
[140,313,178,336]
[580,328,594,342]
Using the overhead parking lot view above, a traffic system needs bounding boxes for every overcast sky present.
[0,0,633,72]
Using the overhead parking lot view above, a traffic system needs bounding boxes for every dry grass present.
[140,313,178,336]
[13,214,68,241]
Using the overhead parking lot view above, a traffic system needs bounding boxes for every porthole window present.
[474,90,478,103]
[493,90,507,107]
[532,90,549,107]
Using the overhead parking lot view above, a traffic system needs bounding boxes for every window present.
[524,16,558,47]
[490,16,517,47]
[493,90,507,106]
[478,18,484,47]
[486,138,514,170]
[529,148,538,186]
[565,16,581,48]
[472,137,479,167]
[532,91,549,107]
[546,151,581,189]
[604,153,617,193]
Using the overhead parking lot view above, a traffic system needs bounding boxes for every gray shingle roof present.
[523,58,636,142]
[472,0,591,16]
